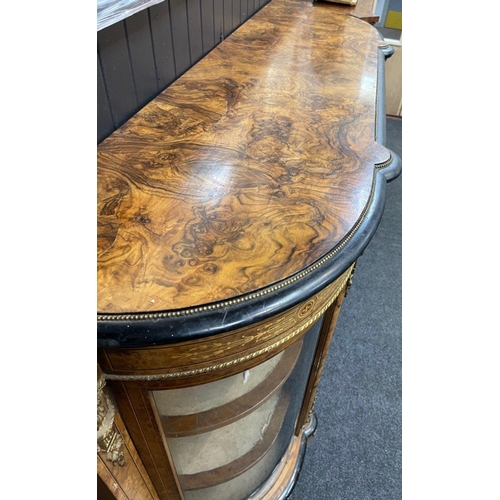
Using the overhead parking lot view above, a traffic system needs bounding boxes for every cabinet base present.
[248,413,317,500]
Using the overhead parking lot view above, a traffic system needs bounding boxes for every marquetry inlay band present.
[102,265,353,382]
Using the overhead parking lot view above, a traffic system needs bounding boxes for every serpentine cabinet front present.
[97,0,402,499]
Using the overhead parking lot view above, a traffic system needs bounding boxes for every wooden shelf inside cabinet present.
[160,338,303,438]
[178,392,291,491]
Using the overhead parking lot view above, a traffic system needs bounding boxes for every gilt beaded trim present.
[97,155,392,323]
[102,267,352,381]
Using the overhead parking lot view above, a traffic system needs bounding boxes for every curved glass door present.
[151,318,324,500]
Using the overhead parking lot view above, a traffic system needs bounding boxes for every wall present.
[98,0,270,144]
[384,36,402,116]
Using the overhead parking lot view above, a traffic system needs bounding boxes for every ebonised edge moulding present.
[97,0,402,499]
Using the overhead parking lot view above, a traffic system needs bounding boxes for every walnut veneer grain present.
[96,0,394,498]
[97,0,390,316]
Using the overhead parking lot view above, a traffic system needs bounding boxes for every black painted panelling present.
[200,0,215,54]
[149,1,176,91]
[98,20,140,132]
[97,0,272,144]
[227,0,232,33]
[186,0,203,65]
[241,0,249,22]
[170,0,191,75]
[125,9,159,108]
[232,0,241,31]
[97,54,115,143]
[214,0,224,43]
[223,0,232,38]
[251,1,257,18]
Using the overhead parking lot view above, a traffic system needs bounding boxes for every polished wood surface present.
[96,1,396,498]
[97,0,390,315]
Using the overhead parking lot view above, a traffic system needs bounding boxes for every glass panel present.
[151,318,324,500]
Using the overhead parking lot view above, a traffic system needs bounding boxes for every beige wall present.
[385,35,402,117]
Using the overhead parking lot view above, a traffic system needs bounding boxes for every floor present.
[291,116,402,500]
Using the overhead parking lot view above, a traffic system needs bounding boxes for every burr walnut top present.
[97,0,390,315]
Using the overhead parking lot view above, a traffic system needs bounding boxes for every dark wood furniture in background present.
[97,0,401,498]
[318,0,380,25]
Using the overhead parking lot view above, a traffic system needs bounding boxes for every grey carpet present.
[291,117,402,499]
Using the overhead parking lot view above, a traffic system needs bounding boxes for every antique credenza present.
[97,0,401,498]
